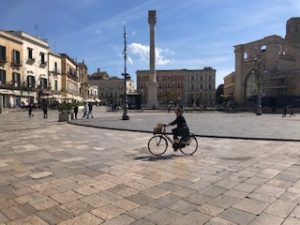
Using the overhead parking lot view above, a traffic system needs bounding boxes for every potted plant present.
[58,102,72,122]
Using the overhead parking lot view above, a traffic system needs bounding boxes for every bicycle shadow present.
[134,154,185,162]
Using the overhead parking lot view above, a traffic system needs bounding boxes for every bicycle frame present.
[160,126,174,144]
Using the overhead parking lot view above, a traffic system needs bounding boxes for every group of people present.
[73,102,94,120]
[28,101,48,119]
[27,101,95,120]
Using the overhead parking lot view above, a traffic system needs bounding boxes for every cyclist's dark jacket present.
[169,115,189,136]
[169,115,187,128]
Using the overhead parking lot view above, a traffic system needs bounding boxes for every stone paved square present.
[0,111,300,224]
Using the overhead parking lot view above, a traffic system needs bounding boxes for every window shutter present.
[16,51,20,63]
[0,46,6,60]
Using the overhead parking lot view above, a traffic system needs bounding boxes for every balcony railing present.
[40,62,47,68]
[26,58,35,65]
[0,58,7,64]
[50,70,61,75]
[11,61,22,68]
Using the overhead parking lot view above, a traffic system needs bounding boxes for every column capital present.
[148,10,156,27]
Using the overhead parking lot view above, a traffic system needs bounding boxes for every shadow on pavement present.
[134,154,184,161]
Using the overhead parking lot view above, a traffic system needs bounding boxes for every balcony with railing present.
[50,69,61,75]
[26,58,35,65]
[11,60,22,68]
[40,61,47,68]
[0,57,7,65]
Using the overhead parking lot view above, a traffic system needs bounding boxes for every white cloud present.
[128,43,171,65]
[131,30,137,37]
[127,56,133,65]
[118,52,133,65]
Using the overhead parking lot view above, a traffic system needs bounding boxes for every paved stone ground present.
[0,110,299,224]
[70,107,300,141]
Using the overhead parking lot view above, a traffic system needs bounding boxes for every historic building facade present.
[137,68,216,106]
[60,54,81,102]
[78,61,89,100]
[0,31,23,109]
[0,30,99,112]
[7,31,50,104]
[232,17,300,107]
[89,69,134,105]
[48,51,62,102]
[223,72,235,98]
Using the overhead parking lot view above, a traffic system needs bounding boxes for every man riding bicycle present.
[165,108,190,150]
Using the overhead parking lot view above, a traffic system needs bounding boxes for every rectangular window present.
[12,72,20,87]
[12,50,20,65]
[28,48,33,59]
[40,52,46,64]
[40,78,47,89]
[0,69,6,85]
[54,62,58,73]
[209,84,212,91]
[0,46,6,61]
[27,76,35,88]
[55,80,58,91]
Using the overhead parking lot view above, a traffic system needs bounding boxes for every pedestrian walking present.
[88,102,94,119]
[168,104,171,113]
[28,103,34,118]
[290,107,295,117]
[282,106,288,117]
[42,102,48,119]
[74,103,78,120]
[82,102,88,119]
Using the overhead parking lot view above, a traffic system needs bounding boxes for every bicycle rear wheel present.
[179,135,198,155]
[148,135,168,156]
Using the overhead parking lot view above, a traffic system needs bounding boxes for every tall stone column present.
[146,10,159,109]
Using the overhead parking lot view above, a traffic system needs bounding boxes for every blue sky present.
[1,0,300,87]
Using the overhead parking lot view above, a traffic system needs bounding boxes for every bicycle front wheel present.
[148,135,168,156]
[179,135,198,155]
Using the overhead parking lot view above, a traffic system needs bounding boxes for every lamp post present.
[122,26,130,120]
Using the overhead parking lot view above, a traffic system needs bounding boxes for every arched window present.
[260,45,267,52]
[244,52,248,60]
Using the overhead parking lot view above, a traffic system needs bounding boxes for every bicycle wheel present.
[148,135,168,156]
[179,135,198,155]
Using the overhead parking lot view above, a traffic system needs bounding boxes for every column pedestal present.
[145,80,159,109]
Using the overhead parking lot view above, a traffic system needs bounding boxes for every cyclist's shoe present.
[172,143,179,151]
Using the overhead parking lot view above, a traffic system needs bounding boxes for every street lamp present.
[122,26,130,120]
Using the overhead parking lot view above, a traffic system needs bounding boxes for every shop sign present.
[0,89,14,95]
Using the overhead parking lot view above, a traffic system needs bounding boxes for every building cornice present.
[0,31,23,45]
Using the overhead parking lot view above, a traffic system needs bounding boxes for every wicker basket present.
[153,123,165,134]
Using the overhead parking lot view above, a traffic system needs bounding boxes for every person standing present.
[28,103,34,118]
[282,106,288,117]
[82,102,88,119]
[42,102,48,119]
[74,103,78,120]
[88,102,94,119]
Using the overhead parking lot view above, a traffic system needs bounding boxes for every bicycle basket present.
[153,123,164,134]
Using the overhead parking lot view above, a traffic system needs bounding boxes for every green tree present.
[215,84,224,104]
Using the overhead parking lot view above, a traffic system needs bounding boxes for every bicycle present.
[148,124,198,156]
